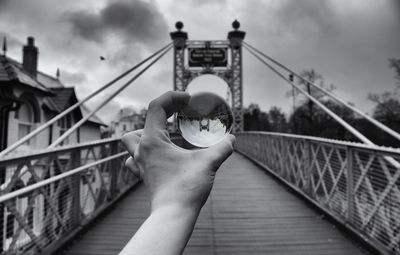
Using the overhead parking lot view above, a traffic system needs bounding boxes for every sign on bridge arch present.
[188,47,228,67]
[170,20,246,133]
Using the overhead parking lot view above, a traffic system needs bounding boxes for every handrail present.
[239,131,400,154]
[0,152,128,203]
[0,137,134,254]
[0,137,121,164]
[236,132,400,254]
[244,45,400,169]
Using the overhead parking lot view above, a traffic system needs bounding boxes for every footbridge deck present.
[63,153,369,255]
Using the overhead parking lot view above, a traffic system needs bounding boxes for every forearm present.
[119,205,200,255]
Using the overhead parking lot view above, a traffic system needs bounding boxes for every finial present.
[175,21,184,31]
[27,36,34,46]
[56,68,60,80]
[2,36,7,56]
[232,19,240,30]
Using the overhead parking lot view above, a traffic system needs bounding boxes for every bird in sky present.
[100,56,106,61]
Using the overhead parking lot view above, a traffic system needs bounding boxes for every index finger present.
[144,91,190,132]
[121,129,143,155]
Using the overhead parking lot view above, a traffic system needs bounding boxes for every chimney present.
[23,36,38,78]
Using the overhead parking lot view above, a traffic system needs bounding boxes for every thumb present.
[125,156,140,179]
[199,134,235,171]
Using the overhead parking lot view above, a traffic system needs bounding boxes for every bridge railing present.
[236,132,400,254]
[0,138,135,255]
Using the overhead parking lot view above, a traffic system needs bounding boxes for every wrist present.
[150,202,201,220]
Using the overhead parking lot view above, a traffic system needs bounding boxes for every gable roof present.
[1,54,105,127]
[80,104,106,126]
[42,87,105,126]
[0,55,51,93]
[50,87,76,111]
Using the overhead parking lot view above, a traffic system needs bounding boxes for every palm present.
[122,91,234,213]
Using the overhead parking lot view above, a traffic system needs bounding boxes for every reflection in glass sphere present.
[177,92,233,148]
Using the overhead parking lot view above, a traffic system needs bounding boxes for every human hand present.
[121,91,235,214]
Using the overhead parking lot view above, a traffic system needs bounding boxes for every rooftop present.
[0,53,105,126]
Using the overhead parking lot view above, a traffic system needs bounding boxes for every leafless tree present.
[287,68,335,129]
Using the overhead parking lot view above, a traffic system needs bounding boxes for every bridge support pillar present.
[170,21,188,93]
[228,20,245,133]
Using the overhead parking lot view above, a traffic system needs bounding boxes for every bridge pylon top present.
[170,21,245,133]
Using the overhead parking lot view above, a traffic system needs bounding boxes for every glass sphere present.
[177,92,233,148]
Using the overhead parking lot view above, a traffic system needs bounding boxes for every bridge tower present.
[170,20,246,133]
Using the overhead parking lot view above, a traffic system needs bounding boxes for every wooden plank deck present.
[63,153,369,255]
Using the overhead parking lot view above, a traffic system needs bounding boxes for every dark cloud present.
[277,0,336,36]
[390,0,400,20]
[68,10,103,42]
[67,0,168,45]
[179,0,226,6]
[0,0,11,13]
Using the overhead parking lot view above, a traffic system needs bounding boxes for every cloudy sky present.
[1,0,399,123]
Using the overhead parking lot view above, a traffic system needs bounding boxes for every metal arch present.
[184,69,233,90]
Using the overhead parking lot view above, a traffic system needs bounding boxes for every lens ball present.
[177,92,233,148]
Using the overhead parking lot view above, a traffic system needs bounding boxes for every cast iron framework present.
[170,21,245,133]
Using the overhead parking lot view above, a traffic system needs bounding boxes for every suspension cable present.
[1,45,171,180]
[0,43,172,158]
[244,45,374,145]
[243,41,400,142]
[49,45,172,148]
[245,44,400,169]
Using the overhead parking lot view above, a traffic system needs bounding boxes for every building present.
[108,107,146,138]
[0,37,105,154]
[0,36,105,251]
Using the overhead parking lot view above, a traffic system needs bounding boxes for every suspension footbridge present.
[0,21,399,254]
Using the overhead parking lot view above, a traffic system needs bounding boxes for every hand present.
[121,91,235,213]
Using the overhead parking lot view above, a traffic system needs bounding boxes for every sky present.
[0,0,399,124]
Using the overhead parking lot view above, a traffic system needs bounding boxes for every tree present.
[268,107,287,132]
[388,58,400,85]
[287,69,335,132]
[366,92,400,147]
[372,98,400,125]
[243,104,270,131]
[289,99,356,140]
[363,58,400,147]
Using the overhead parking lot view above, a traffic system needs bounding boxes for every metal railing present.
[235,132,400,254]
[0,138,135,254]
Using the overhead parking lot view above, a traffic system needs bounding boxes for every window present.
[58,115,71,145]
[17,102,34,145]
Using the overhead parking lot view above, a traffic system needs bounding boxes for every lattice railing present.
[236,132,400,254]
[0,138,135,254]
